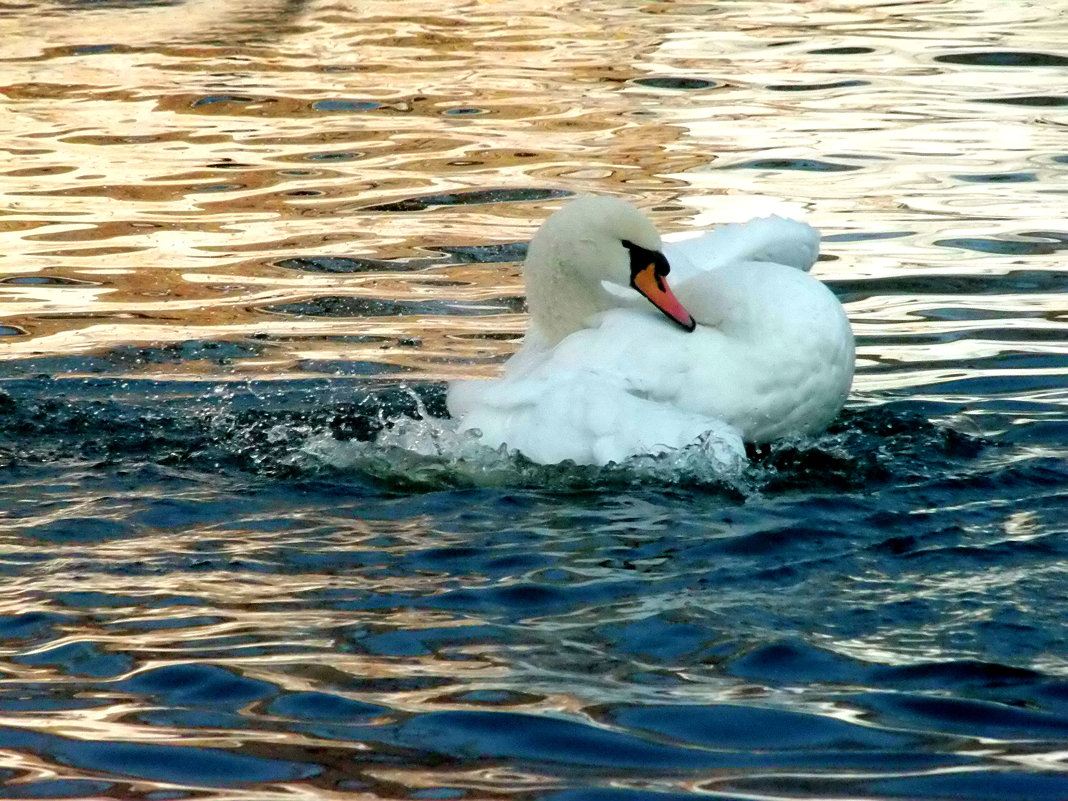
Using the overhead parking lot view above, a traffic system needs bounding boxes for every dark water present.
[2,0,1068,798]
[1,369,1066,799]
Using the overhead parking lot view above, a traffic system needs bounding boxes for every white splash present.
[303,410,750,492]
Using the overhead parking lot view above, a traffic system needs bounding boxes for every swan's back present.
[664,215,819,284]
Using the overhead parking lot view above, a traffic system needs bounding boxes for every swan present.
[446,195,854,466]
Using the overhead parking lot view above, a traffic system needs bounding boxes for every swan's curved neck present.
[523,239,613,345]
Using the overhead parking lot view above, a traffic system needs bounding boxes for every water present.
[1,0,1067,798]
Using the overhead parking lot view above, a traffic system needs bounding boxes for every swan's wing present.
[445,328,554,419]
[455,368,744,466]
[451,315,744,467]
[664,215,820,279]
[501,327,552,377]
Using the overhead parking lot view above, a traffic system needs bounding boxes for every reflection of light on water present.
[0,3,1065,792]
[3,0,1066,406]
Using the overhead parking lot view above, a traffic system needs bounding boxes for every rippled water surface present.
[1,0,1067,798]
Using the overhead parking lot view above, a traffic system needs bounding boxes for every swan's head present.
[524,196,695,341]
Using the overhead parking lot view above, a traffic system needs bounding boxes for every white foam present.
[303,413,750,492]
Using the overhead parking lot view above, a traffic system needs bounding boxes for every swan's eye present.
[621,240,670,283]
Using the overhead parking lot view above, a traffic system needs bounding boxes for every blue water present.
[0,369,1066,798]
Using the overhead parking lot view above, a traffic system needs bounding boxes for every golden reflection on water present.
[1,0,1063,393]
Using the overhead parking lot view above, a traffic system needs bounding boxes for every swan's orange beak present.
[631,263,696,332]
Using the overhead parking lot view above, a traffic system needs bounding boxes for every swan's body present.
[447,196,854,466]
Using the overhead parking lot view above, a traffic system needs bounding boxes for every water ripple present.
[0,0,1067,798]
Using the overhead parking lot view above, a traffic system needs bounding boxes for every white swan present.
[447,196,854,466]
